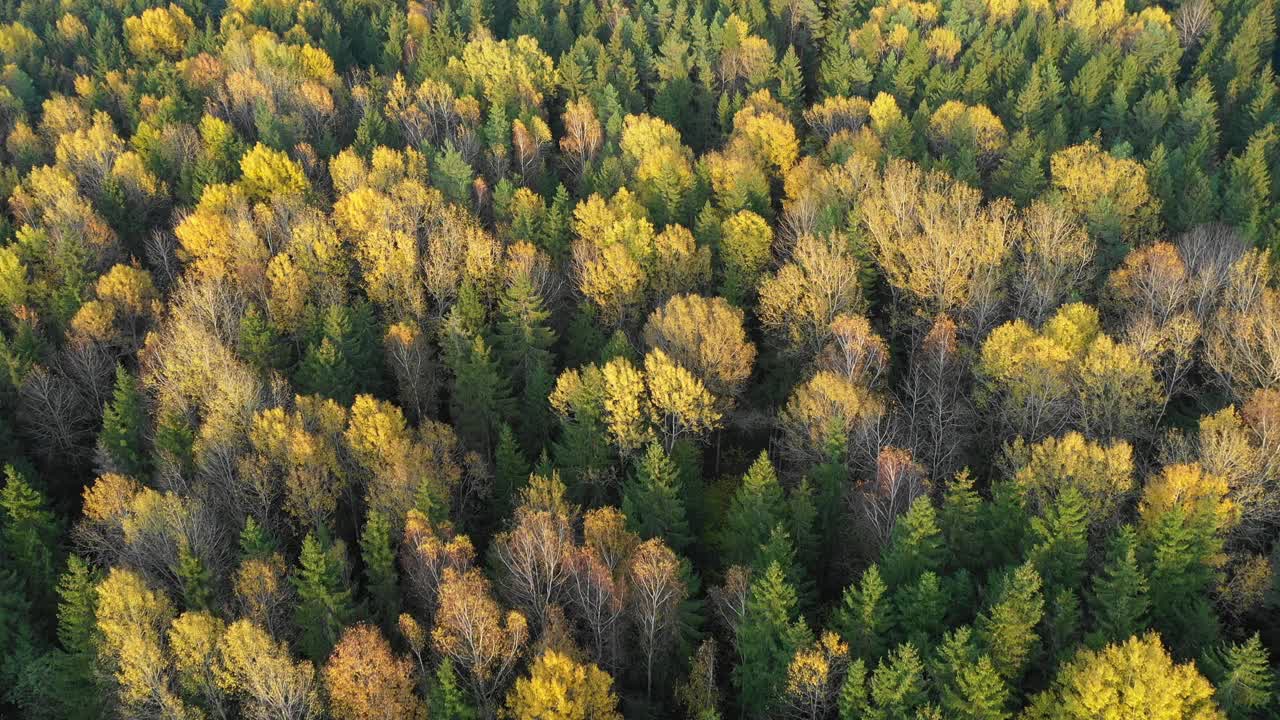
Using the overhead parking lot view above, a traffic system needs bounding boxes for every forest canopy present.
[1,0,1280,718]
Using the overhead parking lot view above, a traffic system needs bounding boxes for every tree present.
[494,272,557,452]
[429,659,477,720]
[1027,487,1089,593]
[835,564,890,663]
[324,624,423,720]
[1027,634,1224,720]
[783,632,851,720]
[627,538,687,700]
[503,650,623,720]
[217,619,322,720]
[623,443,692,553]
[361,511,399,631]
[721,452,787,567]
[977,562,1044,683]
[449,334,515,456]
[292,533,356,664]
[642,294,756,409]
[1,465,58,607]
[99,365,148,477]
[734,561,813,718]
[866,642,927,720]
[432,568,529,715]
[718,210,774,303]
[880,495,943,589]
[1088,526,1150,647]
[1203,634,1273,720]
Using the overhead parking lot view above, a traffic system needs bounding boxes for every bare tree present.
[627,539,686,701]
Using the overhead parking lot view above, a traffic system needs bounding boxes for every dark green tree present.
[1088,525,1149,647]
[623,442,692,554]
[176,541,213,611]
[1027,486,1088,593]
[429,658,477,720]
[976,562,1044,684]
[1203,633,1274,720]
[360,510,399,631]
[835,564,891,663]
[99,366,149,478]
[494,274,557,453]
[721,452,787,567]
[880,495,944,589]
[292,532,356,663]
[733,561,812,718]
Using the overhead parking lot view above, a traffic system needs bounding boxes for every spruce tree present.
[1027,486,1088,593]
[867,642,928,719]
[1088,525,1149,646]
[892,570,949,652]
[880,495,944,589]
[99,366,148,478]
[297,337,357,405]
[838,658,870,720]
[450,335,514,456]
[429,658,477,720]
[939,470,982,573]
[292,532,356,663]
[721,452,787,567]
[494,274,557,453]
[622,442,692,554]
[977,562,1044,684]
[176,541,213,611]
[1204,633,1274,720]
[733,561,812,719]
[238,305,289,373]
[835,564,891,663]
[0,466,58,607]
[494,424,530,517]
[239,515,278,561]
[360,510,399,631]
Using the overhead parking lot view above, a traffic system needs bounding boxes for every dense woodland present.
[1,0,1280,717]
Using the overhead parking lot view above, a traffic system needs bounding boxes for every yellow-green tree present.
[502,650,623,720]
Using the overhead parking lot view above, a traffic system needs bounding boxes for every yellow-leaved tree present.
[502,650,624,720]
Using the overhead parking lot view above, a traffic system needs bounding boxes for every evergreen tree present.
[1027,487,1088,593]
[623,443,692,554]
[733,562,812,718]
[976,562,1044,684]
[1044,588,1082,667]
[494,274,557,453]
[935,627,1010,720]
[430,658,477,720]
[1088,525,1149,647]
[1204,633,1274,720]
[176,541,213,611]
[835,564,891,663]
[980,481,1029,570]
[292,532,356,663]
[867,642,927,720]
[838,658,870,720]
[880,495,944,589]
[239,515,278,560]
[239,305,289,373]
[787,478,820,582]
[450,334,514,456]
[494,424,530,517]
[939,470,982,573]
[721,452,787,567]
[0,466,58,608]
[99,366,148,478]
[361,510,399,631]
[757,524,816,614]
[892,570,948,652]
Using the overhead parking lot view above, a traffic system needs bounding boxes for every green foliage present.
[99,366,148,478]
[623,443,692,553]
[733,562,812,718]
[292,532,356,663]
[721,452,786,567]
[360,510,399,630]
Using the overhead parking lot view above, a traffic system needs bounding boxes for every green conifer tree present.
[976,562,1044,683]
[99,366,149,478]
[733,561,812,718]
[292,532,356,663]
[360,510,399,631]
[881,496,944,589]
[835,564,891,663]
[623,443,693,553]
[721,452,787,567]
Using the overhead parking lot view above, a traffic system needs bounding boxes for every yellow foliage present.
[644,349,722,445]
[124,5,195,60]
[602,356,654,454]
[239,143,309,200]
[1139,463,1237,535]
[1010,432,1135,526]
[503,650,623,720]
[1050,142,1157,243]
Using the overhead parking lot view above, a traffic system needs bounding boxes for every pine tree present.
[297,337,356,404]
[99,366,148,478]
[733,561,812,718]
[837,658,870,720]
[1027,487,1088,593]
[980,481,1028,570]
[430,658,477,720]
[757,524,816,614]
[1204,633,1274,720]
[361,510,399,631]
[52,555,102,719]
[835,564,891,663]
[293,532,356,663]
[176,541,212,611]
[450,334,514,456]
[721,452,787,567]
[880,496,944,589]
[934,626,1010,720]
[0,466,57,607]
[939,470,982,573]
[976,562,1044,684]
[495,424,530,517]
[787,479,819,583]
[239,515,278,560]
[623,443,692,554]
[494,275,557,453]
[867,642,927,720]
[1088,525,1149,647]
